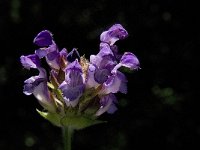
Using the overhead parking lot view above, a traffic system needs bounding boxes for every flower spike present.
[20,24,140,129]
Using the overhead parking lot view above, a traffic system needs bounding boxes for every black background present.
[0,0,199,149]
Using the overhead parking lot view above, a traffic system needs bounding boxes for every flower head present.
[20,24,140,129]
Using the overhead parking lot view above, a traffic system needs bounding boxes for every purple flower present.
[34,30,68,70]
[96,94,117,116]
[44,44,60,69]
[33,30,54,47]
[85,64,99,88]
[120,52,140,69]
[89,45,117,85]
[112,52,140,74]
[93,56,116,83]
[59,60,85,107]
[98,43,114,57]
[20,54,40,69]
[100,24,128,45]
[99,71,127,95]
[23,68,55,112]
[87,24,134,90]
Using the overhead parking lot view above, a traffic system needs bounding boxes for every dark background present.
[0,0,199,149]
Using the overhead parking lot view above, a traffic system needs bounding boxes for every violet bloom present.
[20,54,40,69]
[20,54,55,112]
[20,24,140,128]
[88,43,116,87]
[86,24,140,115]
[88,24,139,94]
[96,94,117,116]
[100,24,128,45]
[34,30,67,70]
[33,30,54,47]
[59,60,85,107]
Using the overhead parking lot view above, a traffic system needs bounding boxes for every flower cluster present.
[20,24,140,129]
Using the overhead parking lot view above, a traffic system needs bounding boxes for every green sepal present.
[36,109,61,127]
[60,116,106,130]
[36,109,106,130]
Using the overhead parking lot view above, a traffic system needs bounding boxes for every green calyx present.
[37,109,106,130]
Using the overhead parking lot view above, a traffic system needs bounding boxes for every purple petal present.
[65,59,82,72]
[94,68,110,84]
[90,52,116,84]
[98,43,114,57]
[86,64,99,88]
[91,52,116,70]
[23,68,46,95]
[35,49,47,59]
[59,60,84,106]
[100,71,127,94]
[45,44,60,69]
[90,54,116,84]
[35,44,59,60]
[33,30,54,47]
[23,77,45,95]
[95,94,117,116]
[46,49,59,61]
[20,54,40,69]
[120,52,140,70]
[100,24,128,45]
[90,55,102,67]
[23,68,55,111]
[112,52,140,74]
[59,82,84,101]
[35,44,61,70]
[98,55,116,70]
[60,48,68,58]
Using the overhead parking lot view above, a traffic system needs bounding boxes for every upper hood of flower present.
[33,30,54,47]
[100,24,128,45]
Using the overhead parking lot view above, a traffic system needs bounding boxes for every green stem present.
[62,126,74,150]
